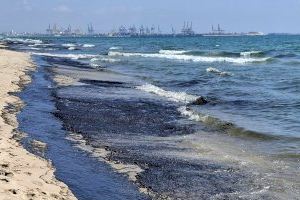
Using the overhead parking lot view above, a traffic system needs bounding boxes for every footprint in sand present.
[0,169,13,177]
[8,189,18,195]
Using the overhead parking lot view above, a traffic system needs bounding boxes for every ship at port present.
[203,24,265,36]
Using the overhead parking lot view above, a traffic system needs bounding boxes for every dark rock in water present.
[191,97,208,105]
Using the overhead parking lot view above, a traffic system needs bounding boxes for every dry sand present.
[0,47,77,200]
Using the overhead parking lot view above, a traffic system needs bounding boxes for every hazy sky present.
[0,0,300,33]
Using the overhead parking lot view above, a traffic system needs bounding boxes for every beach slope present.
[0,48,76,200]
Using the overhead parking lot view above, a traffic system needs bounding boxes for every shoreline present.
[1,36,299,199]
[0,47,76,199]
[48,54,299,199]
[50,59,153,197]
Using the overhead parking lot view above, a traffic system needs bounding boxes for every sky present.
[0,0,300,34]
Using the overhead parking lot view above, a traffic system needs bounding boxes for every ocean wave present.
[206,67,233,76]
[27,47,42,50]
[4,38,43,44]
[178,106,277,140]
[90,63,101,67]
[159,49,189,55]
[32,52,99,60]
[68,47,76,51]
[178,106,213,124]
[82,44,95,48]
[91,57,120,63]
[109,46,122,50]
[274,53,298,58]
[208,51,241,57]
[62,43,77,47]
[240,51,263,57]
[136,84,198,103]
[108,51,270,64]
[28,43,54,47]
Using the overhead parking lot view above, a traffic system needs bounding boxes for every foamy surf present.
[159,50,189,55]
[109,51,270,64]
[29,43,54,47]
[136,84,198,103]
[240,51,263,57]
[109,46,122,50]
[68,47,76,51]
[4,38,43,44]
[62,43,77,47]
[206,67,233,76]
[178,106,211,123]
[178,106,276,140]
[82,44,95,48]
[32,52,99,60]
[178,106,239,134]
[90,57,120,63]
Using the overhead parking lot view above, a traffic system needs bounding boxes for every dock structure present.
[46,24,85,36]
[42,23,264,37]
[181,21,195,36]
[87,24,95,35]
[118,25,127,36]
[46,24,61,35]
[211,24,225,35]
[128,25,138,36]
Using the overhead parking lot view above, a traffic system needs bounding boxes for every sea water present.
[3,35,300,199]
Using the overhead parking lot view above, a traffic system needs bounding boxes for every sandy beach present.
[0,46,76,200]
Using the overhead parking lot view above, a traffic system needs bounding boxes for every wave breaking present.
[32,52,99,60]
[178,106,277,140]
[206,67,233,76]
[136,84,198,103]
[109,51,270,64]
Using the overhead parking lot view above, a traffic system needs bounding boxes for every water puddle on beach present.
[17,57,147,200]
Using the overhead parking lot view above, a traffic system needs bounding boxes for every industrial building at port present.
[44,22,264,37]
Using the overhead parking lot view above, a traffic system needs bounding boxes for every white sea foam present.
[136,84,198,103]
[109,46,122,50]
[159,49,188,55]
[4,38,43,44]
[90,63,101,67]
[91,57,120,63]
[178,106,211,123]
[68,47,76,50]
[28,43,54,47]
[62,43,77,47]
[28,47,41,50]
[240,51,262,57]
[206,67,233,76]
[82,44,95,48]
[32,52,98,60]
[109,51,270,64]
[206,67,222,73]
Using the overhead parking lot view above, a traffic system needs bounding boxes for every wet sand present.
[0,48,76,199]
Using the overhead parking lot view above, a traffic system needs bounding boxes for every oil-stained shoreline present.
[16,55,147,200]
[3,35,300,200]
[45,56,277,199]
[0,45,76,200]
